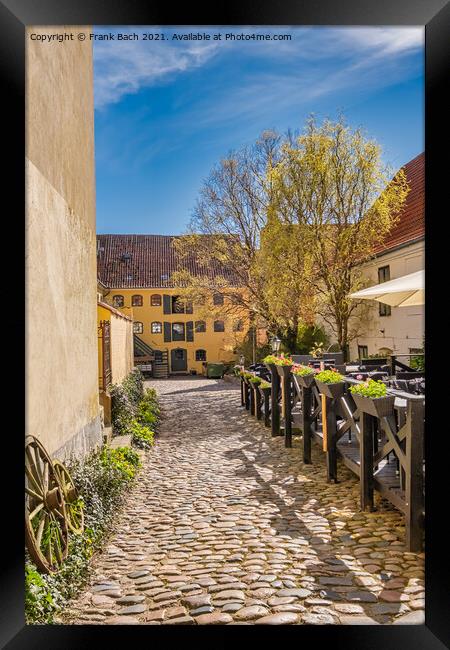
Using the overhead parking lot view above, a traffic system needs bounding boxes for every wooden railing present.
[239,368,425,552]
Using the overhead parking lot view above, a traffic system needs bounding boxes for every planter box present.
[293,373,315,389]
[265,363,277,373]
[315,379,344,400]
[276,365,293,379]
[351,393,395,418]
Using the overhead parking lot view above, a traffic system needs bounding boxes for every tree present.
[173,130,316,351]
[269,116,409,358]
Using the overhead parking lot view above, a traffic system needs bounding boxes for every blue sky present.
[93,26,424,235]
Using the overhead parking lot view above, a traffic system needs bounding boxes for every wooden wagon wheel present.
[53,460,84,534]
[25,436,69,573]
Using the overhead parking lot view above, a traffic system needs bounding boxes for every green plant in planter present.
[292,364,314,376]
[249,376,262,385]
[243,372,254,380]
[274,353,293,366]
[350,379,387,398]
[259,380,271,389]
[315,369,344,384]
[263,354,279,364]
[137,401,159,427]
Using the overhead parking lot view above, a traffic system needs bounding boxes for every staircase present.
[153,350,169,379]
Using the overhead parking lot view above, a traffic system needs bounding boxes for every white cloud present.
[93,27,219,108]
[94,26,423,110]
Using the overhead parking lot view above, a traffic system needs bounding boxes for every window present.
[172,322,185,341]
[132,295,143,306]
[195,320,206,333]
[214,320,225,332]
[213,292,224,306]
[378,266,391,317]
[112,295,124,308]
[230,292,242,305]
[196,349,207,361]
[133,321,143,334]
[358,345,368,359]
[172,296,185,313]
[150,294,162,306]
[233,319,244,332]
[151,322,162,334]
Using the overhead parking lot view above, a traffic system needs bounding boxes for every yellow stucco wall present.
[106,288,248,373]
[25,26,102,457]
[97,304,134,386]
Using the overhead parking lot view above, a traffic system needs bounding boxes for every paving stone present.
[234,605,269,621]
[255,613,299,625]
[182,593,212,609]
[118,604,147,615]
[165,615,195,625]
[195,612,234,625]
[190,605,214,616]
[116,595,145,605]
[339,616,380,625]
[393,611,425,624]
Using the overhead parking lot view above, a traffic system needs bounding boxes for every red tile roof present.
[97,234,241,289]
[374,152,424,255]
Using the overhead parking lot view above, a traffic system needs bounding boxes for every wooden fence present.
[240,366,425,552]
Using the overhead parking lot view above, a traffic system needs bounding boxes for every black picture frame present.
[1,0,448,647]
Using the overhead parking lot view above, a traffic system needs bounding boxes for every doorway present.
[171,348,187,372]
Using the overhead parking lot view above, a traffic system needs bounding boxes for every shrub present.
[137,401,159,427]
[110,383,135,436]
[25,444,141,624]
[122,367,145,406]
[292,364,315,376]
[315,369,344,384]
[350,379,387,398]
[100,446,141,480]
[130,420,155,449]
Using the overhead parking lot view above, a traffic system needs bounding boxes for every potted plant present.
[292,364,316,389]
[273,353,293,379]
[315,369,345,400]
[349,379,395,418]
[263,354,280,373]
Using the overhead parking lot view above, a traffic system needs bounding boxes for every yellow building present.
[97,235,248,376]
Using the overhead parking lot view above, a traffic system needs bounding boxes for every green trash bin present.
[206,362,225,378]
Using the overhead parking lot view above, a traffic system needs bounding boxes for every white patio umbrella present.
[349,270,424,307]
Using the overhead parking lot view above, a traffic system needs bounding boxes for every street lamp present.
[271,336,281,354]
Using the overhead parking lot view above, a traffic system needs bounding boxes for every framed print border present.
[1,0,448,647]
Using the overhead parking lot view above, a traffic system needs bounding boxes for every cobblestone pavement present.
[63,377,424,625]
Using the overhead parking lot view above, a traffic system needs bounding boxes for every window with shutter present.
[186,321,194,342]
[163,322,171,342]
[163,295,172,314]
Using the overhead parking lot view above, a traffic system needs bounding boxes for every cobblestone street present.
[63,377,424,625]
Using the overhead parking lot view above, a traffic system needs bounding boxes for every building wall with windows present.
[106,288,248,373]
[348,153,424,361]
[349,239,424,360]
[25,26,103,457]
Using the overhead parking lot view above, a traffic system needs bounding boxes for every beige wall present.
[349,240,424,360]
[26,26,102,457]
[110,313,134,385]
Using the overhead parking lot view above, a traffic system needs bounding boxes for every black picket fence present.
[240,366,425,552]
